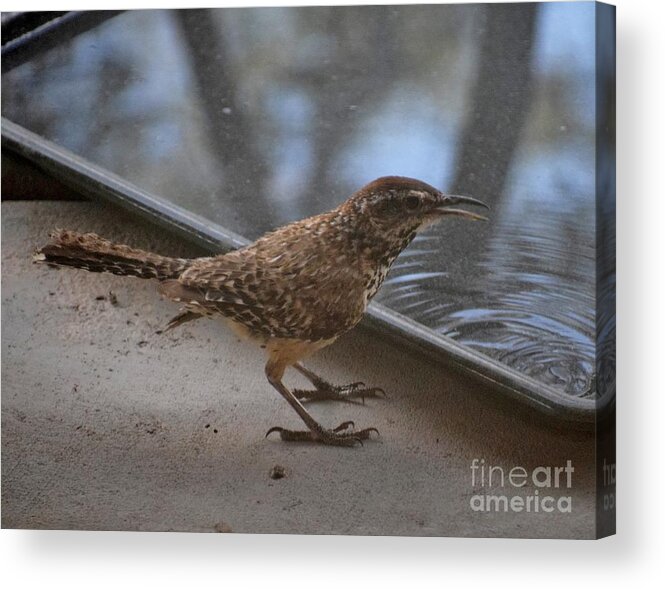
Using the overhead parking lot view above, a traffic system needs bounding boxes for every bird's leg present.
[265,360,378,446]
[291,363,385,404]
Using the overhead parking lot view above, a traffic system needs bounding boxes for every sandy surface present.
[2,201,598,537]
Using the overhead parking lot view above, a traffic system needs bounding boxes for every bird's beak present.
[434,193,490,221]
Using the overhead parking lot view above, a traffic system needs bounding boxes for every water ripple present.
[378,206,601,398]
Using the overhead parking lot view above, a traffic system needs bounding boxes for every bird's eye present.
[405,195,421,211]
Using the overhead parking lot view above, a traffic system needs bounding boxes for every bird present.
[34,176,488,446]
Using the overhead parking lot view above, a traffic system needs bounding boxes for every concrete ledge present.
[2,201,596,537]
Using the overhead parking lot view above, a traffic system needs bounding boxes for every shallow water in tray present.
[379,205,596,397]
[2,5,614,398]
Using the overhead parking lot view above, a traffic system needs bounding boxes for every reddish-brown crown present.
[352,176,441,198]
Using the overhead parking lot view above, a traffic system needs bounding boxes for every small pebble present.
[269,465,287,480]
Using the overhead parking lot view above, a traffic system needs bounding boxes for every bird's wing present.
[159,251,282,338]
[161,242,365,341]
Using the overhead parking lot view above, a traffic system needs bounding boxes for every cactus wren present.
[35,176,487,446]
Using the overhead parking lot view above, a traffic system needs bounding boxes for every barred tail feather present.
[34,229,191,281]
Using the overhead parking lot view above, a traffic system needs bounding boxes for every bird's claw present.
[265,422,379,446]
[332,420,355,432]
[371,387,387,398]
[293,381,387,404]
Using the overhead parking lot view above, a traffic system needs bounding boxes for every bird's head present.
[343,176,488,239]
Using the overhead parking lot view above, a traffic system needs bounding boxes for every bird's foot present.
[293,381,385,404]
[266,421,379,447]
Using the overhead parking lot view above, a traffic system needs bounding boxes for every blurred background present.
[1,4,613,399]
